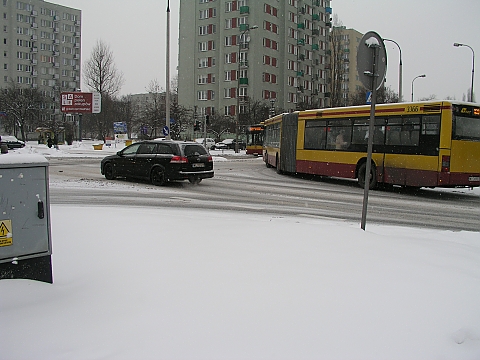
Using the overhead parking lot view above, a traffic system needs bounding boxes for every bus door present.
[279,113,298,173]
[384,116,429,186]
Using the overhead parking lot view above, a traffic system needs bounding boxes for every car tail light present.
[170,156,188,164]
[441,155,450,172]
[207,155,213,162]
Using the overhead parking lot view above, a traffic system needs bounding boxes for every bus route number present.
[406,106,420,113]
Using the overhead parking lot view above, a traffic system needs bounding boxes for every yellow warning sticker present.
[0,219,12,247]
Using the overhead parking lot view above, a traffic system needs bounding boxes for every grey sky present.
[56,0,479,102]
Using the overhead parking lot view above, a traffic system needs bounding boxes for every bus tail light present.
[441,155,450,172]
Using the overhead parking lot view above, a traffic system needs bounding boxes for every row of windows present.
[4,75,77,88]
[303,116,441,151]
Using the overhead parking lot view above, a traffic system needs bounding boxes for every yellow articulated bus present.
[263,101,480,189]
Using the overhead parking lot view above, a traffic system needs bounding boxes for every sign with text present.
[61,92,101,114]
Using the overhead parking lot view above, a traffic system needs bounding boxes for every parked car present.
[195,137,215,150]
[100,140,214,185]
[0,135,25,149]
[214,138,246,150]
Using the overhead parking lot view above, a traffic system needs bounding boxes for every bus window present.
[352,118,369,145]
[304,120,326,150]
[422,115,441,135]
[454,115,480,140]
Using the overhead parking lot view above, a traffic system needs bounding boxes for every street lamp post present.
[411,74,426,102]
[453,43,475,102]
[384,38,403,102]
[236,25,257,153]
[165,0,171,139]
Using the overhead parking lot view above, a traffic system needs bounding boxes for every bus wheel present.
[265,152,273,168]
[358,162,377,189]
[276,155,283,174]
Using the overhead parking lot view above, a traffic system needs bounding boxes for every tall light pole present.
[454,43,475,102]
[384,38,403,102]
[235,25,257,153]
[411,74,426,102]
[165,0,171,139]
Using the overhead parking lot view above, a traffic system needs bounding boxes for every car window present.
[156,143,174,154]
[184,144,207,157]
[122,143,141,155]
[137,143,156,154]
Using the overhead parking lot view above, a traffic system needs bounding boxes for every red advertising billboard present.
[61,92,101,114]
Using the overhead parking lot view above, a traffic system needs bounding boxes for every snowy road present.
[47,157,480,232]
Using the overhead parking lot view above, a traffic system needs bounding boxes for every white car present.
[195,138,215,150]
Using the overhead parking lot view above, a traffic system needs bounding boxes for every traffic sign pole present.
[357,31,387,231]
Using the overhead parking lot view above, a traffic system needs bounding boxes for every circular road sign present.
[357,31,387,91]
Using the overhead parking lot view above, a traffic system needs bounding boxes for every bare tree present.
[83,40,124,97]
[83,40,124,141]
[0,82,45,140]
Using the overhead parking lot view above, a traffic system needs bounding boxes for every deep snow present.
[0,141,479,359]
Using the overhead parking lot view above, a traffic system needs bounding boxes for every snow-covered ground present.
[1,141,480,359]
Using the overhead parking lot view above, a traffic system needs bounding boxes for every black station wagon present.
[100,140,214,185]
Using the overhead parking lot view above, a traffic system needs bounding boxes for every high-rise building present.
[1,0,81,104]
[178,0,332,123]
[329,26,364,106]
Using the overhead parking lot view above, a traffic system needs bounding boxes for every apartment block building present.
[330,26,364,106]
[1,0,81,106]
[178,0,332,121]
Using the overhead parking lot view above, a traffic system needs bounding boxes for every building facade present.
[329,26,364,106]
[178,0,332,123]
[1,0,81,112]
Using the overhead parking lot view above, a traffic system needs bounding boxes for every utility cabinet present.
[0,154,53,283]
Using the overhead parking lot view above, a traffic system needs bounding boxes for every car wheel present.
[151,167,166,186]
[358,162,377,189]
[104,163,115,180]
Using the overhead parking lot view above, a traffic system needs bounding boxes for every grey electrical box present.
[0,154,53,283]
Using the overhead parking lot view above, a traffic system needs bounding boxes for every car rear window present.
[183,144,208,156]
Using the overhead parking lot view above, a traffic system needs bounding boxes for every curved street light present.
[235,25,258,153]
[383,38,403,102]
[411,74,426,102]
[453,43,475,102]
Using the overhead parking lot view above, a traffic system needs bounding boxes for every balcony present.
[312,14,320,21]
[239,60,249,67]
[326,7,332,14]
[312,29,320,35]
[31,47,38,53]
[297,23,305,29]
[74,54,80,59]
[297,39,305,45]
[240,6,249,14]
[31,59,38,65]
[326,22,332,28]
[31,34,37,40]
[312,44,319,51]
[239,77,248,85]
[74,43,80,48]
[31,71,38,77]
[299,54,305,61]
[296,71,304,77]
